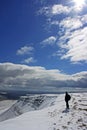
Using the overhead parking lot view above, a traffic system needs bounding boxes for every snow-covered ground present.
[0,93,87,130]
[0,100,16,114]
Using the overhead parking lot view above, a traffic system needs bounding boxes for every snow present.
[0,93,87,130]
[0,100,16,114]
[0,95,57,122]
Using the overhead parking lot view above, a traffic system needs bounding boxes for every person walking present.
[65,92,71,109]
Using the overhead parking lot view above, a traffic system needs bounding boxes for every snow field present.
[0,93,87,130]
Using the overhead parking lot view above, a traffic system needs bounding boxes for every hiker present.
[65,92,71,109]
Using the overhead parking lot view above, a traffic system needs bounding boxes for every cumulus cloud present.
[0,63,87,92]
[16,46,34,55]
[41,36,57,46]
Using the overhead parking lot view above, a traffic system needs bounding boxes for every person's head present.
[65,92,68,95]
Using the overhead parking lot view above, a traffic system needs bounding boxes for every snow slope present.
[0,100,16,114]
[0,95,57,122]
[0,93,87,130]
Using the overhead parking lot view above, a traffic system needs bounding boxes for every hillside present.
[0,93,87,130]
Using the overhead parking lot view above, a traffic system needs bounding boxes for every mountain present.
[0,93,87,130]
[0,95,57,122]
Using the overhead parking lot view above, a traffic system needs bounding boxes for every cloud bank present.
[0,63,87,92]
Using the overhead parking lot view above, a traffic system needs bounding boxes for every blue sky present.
[0,0,87,92]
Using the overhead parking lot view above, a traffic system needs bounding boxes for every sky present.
[0,0,87,92]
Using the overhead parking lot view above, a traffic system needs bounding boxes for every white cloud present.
[17,46,34,55]
[59,14,87,31]
[53,14,87,63]
[52,50,65,57]
[38,3,87,30]
[59,27,87,63]
[41,36,57,46]
[22,57,36,64]
[59,17,83,31]
[0,63,87,91]
[38,4,71,16]
[50,20,59,25]
[38,4,72,31]
[81,14,87,24]
[51,4,70,15]
[38,7,51,16]
[38,4,87,64]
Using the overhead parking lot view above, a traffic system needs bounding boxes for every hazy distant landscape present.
[0,88,87,100]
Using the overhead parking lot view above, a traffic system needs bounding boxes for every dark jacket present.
[65,92,71,102]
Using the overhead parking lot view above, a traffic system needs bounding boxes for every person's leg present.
[66,101,69,109]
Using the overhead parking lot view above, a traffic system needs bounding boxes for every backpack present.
[68,94,71,101]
